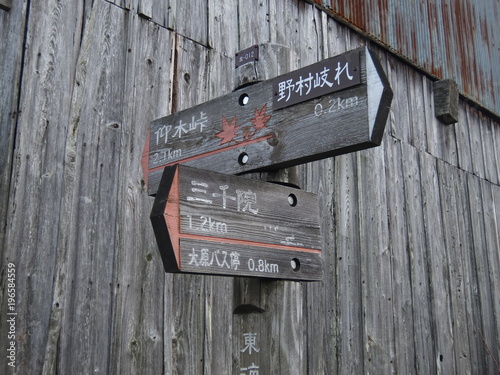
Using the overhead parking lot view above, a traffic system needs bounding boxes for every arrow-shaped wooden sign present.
[150,164,323,280]
[143,47,392,195]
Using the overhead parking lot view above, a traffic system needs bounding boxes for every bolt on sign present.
[150,164,323,280]
[143,46,393,195]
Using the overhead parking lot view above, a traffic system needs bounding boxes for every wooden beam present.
[0,0,11,11]
[433,79,459,124]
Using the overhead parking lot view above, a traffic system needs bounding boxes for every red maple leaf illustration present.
[250,104,271,130]
[216,116,240,145]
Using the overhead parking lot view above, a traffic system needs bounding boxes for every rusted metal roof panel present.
[312,0,499,116]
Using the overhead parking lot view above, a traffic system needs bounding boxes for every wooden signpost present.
[143,46,393,195]
[150,164,323,280]
[148,46,393,282]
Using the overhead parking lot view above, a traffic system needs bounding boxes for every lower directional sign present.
[143,46,393,195]
[150,164,323,280]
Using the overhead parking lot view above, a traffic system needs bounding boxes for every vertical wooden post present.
[232,43,305,375]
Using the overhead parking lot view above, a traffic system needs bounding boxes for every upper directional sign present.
[150,164,323,280]
[143,47,393,195]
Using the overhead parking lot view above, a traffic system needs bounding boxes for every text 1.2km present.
[186,215,228,234]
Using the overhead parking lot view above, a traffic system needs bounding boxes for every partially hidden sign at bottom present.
[151,164,323,280]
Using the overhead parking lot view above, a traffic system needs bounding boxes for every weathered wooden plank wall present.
[1,0,499,374]
[0,0,26,271]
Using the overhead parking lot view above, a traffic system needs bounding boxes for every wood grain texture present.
[1,0,85,373]
[238,0,270,48]
[399,141,436,374]
[487,182,500,369]
[468,106,487,180]
[385,138,416,374]
[269,0,299,47]
[468,174,500,374]
[358,146,395,373]
[0,0,27,271]
[135,0,209,47]
[137,0,168,24]
[386,57,411,143]
[208,0,238,53]
[297,1,323,65]
[334,153,364,375]
[455,102,474,173]
[420,150,458,374]
[480,114,500,185]
[407,67,428,150]
[52,3,128,373]
[105,0,132,10]
[169,0,208,46]
[108,13,173,375]
[437,159,473,373]
[1,1,499,374]
[300,159,335,374]
[454,162,483,373]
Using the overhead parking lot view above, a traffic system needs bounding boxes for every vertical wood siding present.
[0,0,499,374]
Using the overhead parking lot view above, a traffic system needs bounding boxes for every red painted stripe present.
[147,134,273,175]
[178,233,322,254]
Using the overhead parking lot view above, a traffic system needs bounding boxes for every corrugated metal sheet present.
[311,0,499,116]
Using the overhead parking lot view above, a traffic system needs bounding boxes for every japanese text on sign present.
[273,50,360,110]
[183,244,280,275]
[150,111,208,167]
[188,247,240,269]
[240,332,260,375]
[154,111,208,145]
[187,179,259,215]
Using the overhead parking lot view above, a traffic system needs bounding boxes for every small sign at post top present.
[235,45,259,68]
[150,164,323,281]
